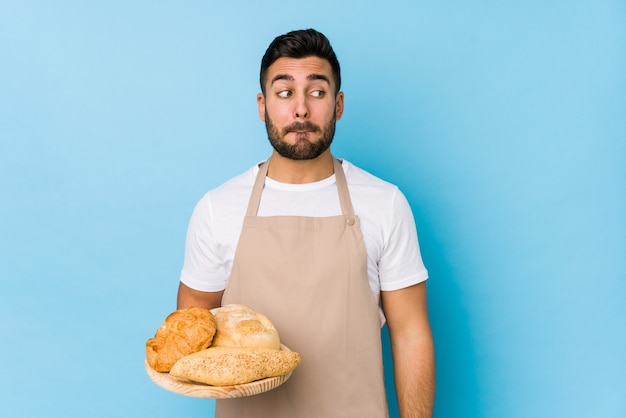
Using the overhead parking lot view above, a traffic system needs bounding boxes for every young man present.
[177,29,435,418]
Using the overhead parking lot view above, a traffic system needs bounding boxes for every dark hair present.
[260,29,341,94]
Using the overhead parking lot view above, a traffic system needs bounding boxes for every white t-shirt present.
[180,159,428,319]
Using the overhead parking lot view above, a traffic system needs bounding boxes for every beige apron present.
[216,158,389,418]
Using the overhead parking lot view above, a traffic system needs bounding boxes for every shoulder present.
[341,159,401,200]
[340,159,415,228]
[342,160,397,188]
[212,163,260,195]
[199,162,261,202]
[190,162,262,219]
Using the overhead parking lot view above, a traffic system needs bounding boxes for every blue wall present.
[1,1,624,417]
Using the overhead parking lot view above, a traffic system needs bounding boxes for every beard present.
[264,110,336,160]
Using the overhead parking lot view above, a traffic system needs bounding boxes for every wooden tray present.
[145,345,295,399]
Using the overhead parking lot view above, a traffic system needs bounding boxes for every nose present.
[294,96,309,119]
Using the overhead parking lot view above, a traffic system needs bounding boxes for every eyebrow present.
[270,73,331,85]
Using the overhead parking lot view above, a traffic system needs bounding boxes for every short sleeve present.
[378,189,429,291]
[179,195,229,292]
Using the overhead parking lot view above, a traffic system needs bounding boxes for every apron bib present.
[216,158,389,418]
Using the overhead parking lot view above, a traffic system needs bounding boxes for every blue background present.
[1,1,625,417]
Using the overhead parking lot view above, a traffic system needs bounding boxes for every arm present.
[381,281,435,418]
[177,281,224,310]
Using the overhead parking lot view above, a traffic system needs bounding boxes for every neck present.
[266,150,334,184]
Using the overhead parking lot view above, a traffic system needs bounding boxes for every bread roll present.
[210,304,280,350]
[146,306,217,372]
[170,347,301,386]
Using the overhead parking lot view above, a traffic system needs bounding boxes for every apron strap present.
[333,158,355,216]
[246,160,269,217]
[245,157,355,217]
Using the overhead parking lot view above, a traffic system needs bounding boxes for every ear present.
[335,91,345,121]
[257,93,266,121]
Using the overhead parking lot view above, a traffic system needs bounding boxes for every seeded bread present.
[170,346,301,386]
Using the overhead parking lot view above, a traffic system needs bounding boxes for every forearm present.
[392,334,435,418]
[177,282,224,310]
[382,283,435,418]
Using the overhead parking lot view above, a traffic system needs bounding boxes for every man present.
[177,29,435,418]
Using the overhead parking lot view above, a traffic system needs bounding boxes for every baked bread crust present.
[169,347,301,386]
[146,306,217,372]
[210,304,280,350]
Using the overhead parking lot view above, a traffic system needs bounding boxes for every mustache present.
[283,121,321,134]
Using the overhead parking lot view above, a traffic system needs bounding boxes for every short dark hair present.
[260,29,341,94]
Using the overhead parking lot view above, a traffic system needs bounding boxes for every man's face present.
[258,56,344,160]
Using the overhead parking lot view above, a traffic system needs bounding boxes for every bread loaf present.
[146,306,217,372]
[170,347,301,386]
[210,304,280,350]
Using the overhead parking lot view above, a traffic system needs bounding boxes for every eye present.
[277,90,292,98]
[311,90,326,98]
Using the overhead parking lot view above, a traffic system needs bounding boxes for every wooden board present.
[145,345,295,399]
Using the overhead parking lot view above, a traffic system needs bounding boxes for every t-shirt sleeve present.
[378,188,429,291]
[179,195,229,292]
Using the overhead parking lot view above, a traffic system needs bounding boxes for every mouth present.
[284,122,320,135]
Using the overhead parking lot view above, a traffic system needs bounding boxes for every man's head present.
[258,29,344,161]
[260,29,341,95]
[257,29,344,160]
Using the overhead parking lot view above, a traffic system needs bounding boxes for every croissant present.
[146,306,217,372]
